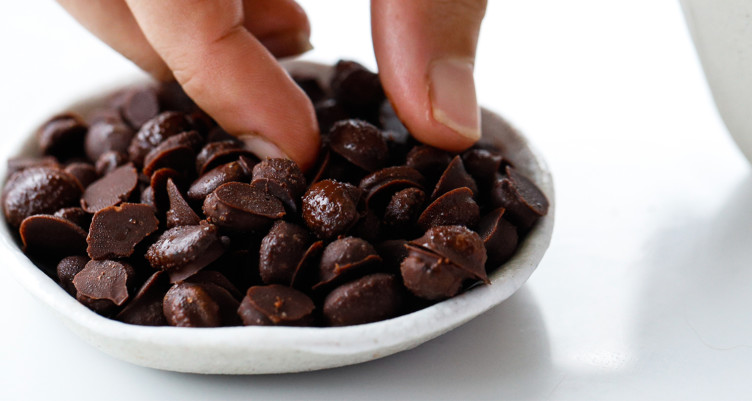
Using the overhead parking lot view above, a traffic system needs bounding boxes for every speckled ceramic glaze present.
[0,61,554,374]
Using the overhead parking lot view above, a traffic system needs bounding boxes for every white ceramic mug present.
[681,0,752,163]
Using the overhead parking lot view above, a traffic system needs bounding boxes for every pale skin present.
[57,0,487,171]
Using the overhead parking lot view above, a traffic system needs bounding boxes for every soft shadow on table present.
[162,287,553,401]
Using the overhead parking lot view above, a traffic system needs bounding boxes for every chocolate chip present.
[251,158,306,213]
[290,240,324,290]
[37,113,87,161]
[375,239,409,273]
[73,259,136,315]
[20,214,88,258]
[315,237,381,289]
[314,98,349,134]
[400,246,470,301]
[165,178,200,228]
[84,122,135,163]
[53,207,91,230]
[94,150,128,176]
[56,255,88,295]
[259,221,312,285]
[238,285,315,326]
[462,148,505,186]
[490,166,549,232]
[6,156,60,177]
[81,164,138,213]
[149,167,181,213]
[431,156,478,200]
[143,143,194,178]
[359,166,424,209]
[117,86,160,129]
[187,160,251,203]
[3,167,82,228]
[87,203,159,260]
[162,282,240,327]
[302,179,361,239]
[410,225,488,282]
[156,81,196,113]
[417,187,479,231]
[195,141,255,176]
[478,207,519,267]
[186,270,242,300]
[323,273,402,326]
[115,271,170,326]
[329,119,388,172]
[331,60,385,118]
[64,162,99,188]
[383,187,426,230]
[405,145,453,181]
[203,182,285,232]
[128,111,191,167]
[146,223,228,283]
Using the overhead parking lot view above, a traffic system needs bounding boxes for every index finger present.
[125,0,320,170]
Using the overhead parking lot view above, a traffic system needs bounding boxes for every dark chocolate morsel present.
[85,121,135,163]
[329,119,388,172]
[145,223,228,283]
[53,207,92,230]
[64,162,99,189]
[37,113,87,160]
[117,86,160,129]
[149,167,181,213]
[315,237,382,289]
[3,167,83,228]
[237,285,315,326]
[165,178,200,228]
[330,60,385,115]
[203,182,286,232]
[128,111,191,167]
[6,156,60,177]
[73,259,136,315]
[94,150,128,176]
[314,98,349,135]
[417,187,480,231]
[20,215,88,258]
[56,255,88,295]
[251,158,306,212]
[187,160,251,203]
[462,148,505,185]
[400,246,472,301]
[259,220,311,285]
[358,166,424,208]
[383,187,426,230]
[375,239,409,273]
[142,132,199,177]
[195,140,255,176]
[323,273,402,326]
[409,225,488,282]
[87,203,159,260]
[490,166,549,231]
[163,282,239,327]
[81,164,138,213]
[431,156,478,200]
[186,270,242,300]
[478,207,519,267]
[115,271,171,326]
[290,240,324,290]
[405,145,453,180]
[301,179,361,239]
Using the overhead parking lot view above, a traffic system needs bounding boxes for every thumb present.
[372,0,487,151]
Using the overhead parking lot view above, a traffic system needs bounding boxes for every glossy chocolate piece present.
[149,167,181,212]
[6,156,59,177]
[302,179,362,239]
[64,162,99,189]
[462,148,505,185]
[330,60,385,116]
[203,182,285,232]
[323,273,402,326]
[417,187,480,231]
[86,203,158,260]
[53,207,91,230]
[383,187,426,230]
[431,156,478,200]
[400,246,471,301]
[73,259,136,315]
[115,271,171,326]
[20,214,88,258]
[142,131,201,177]
[128,111,191,167]
[3,166,82,228]
[478,207,519,267]
[405,145,453,181]
[329,119,388,172]
[145,223,228,283]
[316,237,381,288]
[359,166,424,208]
[410,225,488,282]
[165,178,200,228]
[162,282,240,327]
[81,164,138,213]
[490,166,549,231]
[186,270,242,300]
[56,255,88,295]
[37,113,87,161]
[251,158,306,212]
[117,86,160,129]
[238,285,315,326]
[94,150,128,176]
[187,160,251,203]
[259,221,312,285]
[195,140,255,176]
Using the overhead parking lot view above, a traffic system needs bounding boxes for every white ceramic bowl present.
[0,61,554,374]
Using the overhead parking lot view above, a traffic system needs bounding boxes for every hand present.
[56,0,487,171]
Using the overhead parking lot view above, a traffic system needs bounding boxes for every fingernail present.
[239,134,289,161]
[259,30,313,58]
[428,58,481,141]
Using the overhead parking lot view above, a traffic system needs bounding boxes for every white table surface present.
[2,1,751,400]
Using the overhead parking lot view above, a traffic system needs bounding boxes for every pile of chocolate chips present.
[2,61,548,327]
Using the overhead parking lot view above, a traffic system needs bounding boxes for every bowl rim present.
[0,60,555,372]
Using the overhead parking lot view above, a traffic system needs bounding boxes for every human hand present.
[57,0,487,171]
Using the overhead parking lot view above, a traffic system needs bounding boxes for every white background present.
[2,1,752,400]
